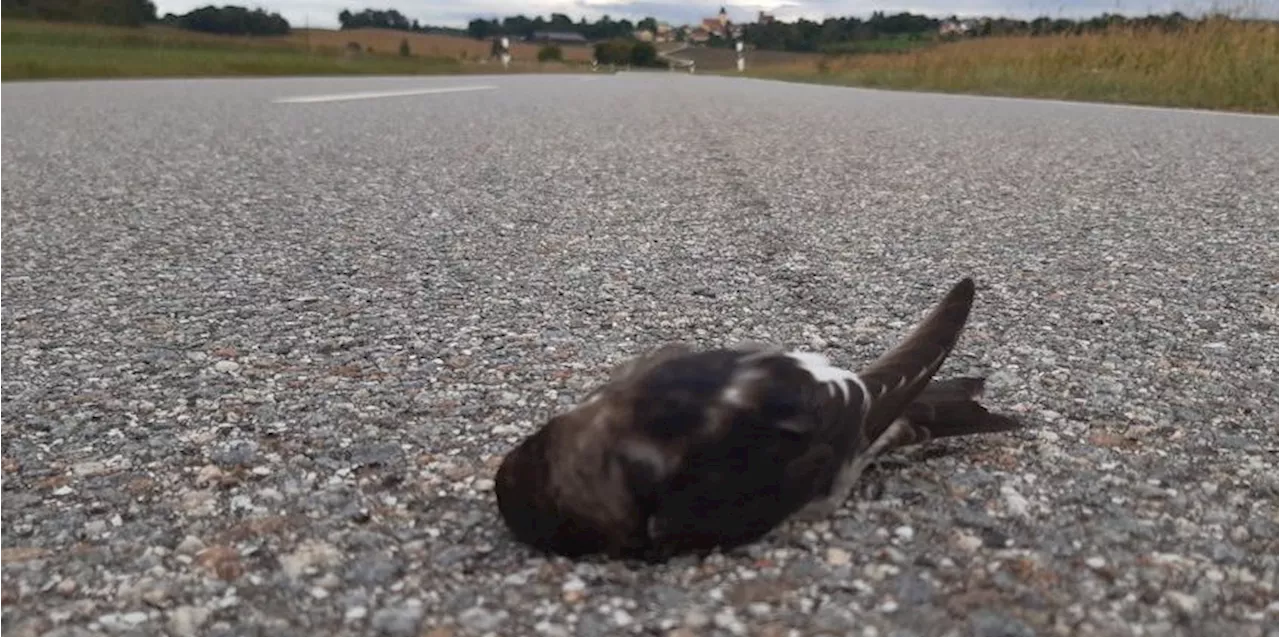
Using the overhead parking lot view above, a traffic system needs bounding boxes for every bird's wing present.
[630,347,856,557]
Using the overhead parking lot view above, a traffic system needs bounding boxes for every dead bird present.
[494,277,1021,561]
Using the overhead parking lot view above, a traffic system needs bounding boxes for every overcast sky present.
[153,0,1278,30]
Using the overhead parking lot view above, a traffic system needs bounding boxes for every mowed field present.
[0,19,593,80]
[277,28,596,63]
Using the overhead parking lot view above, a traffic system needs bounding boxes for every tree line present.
[1,0,291,34]
[465,14,659,41]
[337,8,465,35]
[2,0,158,27]
[455,9,1258,53]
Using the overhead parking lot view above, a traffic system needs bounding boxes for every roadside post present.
[736,40,745,72]
[500,37,511,70]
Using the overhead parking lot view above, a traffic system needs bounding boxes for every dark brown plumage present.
[494,277,1021,561]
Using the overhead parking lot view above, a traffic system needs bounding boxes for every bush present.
[399,38,410,56]
[629,41,658,66]
[593,38,664,67]
[593,38,631,65]
[537,44,563,62]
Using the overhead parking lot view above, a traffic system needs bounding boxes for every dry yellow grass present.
[278,28,595,63]
[752,17,1278,113]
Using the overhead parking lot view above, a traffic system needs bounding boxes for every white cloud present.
[152,0,1276,31]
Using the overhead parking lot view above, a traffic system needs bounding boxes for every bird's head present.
[493,423,558,550]
[494,409,633,558]
[493,344,698,559]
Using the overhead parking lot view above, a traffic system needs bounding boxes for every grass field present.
[0,20,588,80]
[742,18,1279,113]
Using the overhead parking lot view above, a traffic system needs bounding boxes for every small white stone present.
[893,525,915,541]
[310,587,330,600]
[878,600,899,613]
[1205,569,1225,583]
[195,465,223,486]
[53,486,74,496]
[826,547,852,566]
[535,620,570,637]
[176,535,205,555]
[713,608,746,636]
[683,609,710,628]
[864,563,900,581]
[1165,591,1201,617]
[1085,556,1106,570]
[73,461,108,477]
[1000,486,1030,518]
[213,360,240,373]
[168,606,210,637]
[344,606,368,621]
[954,532,982,552]
[473,478,495,491]
[612,609,633,627]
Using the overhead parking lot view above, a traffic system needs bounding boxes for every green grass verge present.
[2,20,463,80]
[4,44,467,79]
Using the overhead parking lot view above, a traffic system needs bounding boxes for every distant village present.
[632,7,756,44]
[525,7,980,47]
[526,7,765,46]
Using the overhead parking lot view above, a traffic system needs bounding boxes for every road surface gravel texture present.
[2,73,1277,637]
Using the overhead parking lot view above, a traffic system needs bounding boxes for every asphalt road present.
[2,73,1277,637]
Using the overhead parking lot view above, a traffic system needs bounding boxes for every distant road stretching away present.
[3,73,1277,637]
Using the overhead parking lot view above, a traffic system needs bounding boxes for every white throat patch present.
[785,351,869,405]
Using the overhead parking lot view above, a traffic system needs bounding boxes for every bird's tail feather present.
[855,278,977,437]
[885,376,1021,448]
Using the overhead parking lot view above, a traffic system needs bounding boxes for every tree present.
[467,18,498,39]
[338,7,410,30]
[637,17,657,32]
[173,5,290,35]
